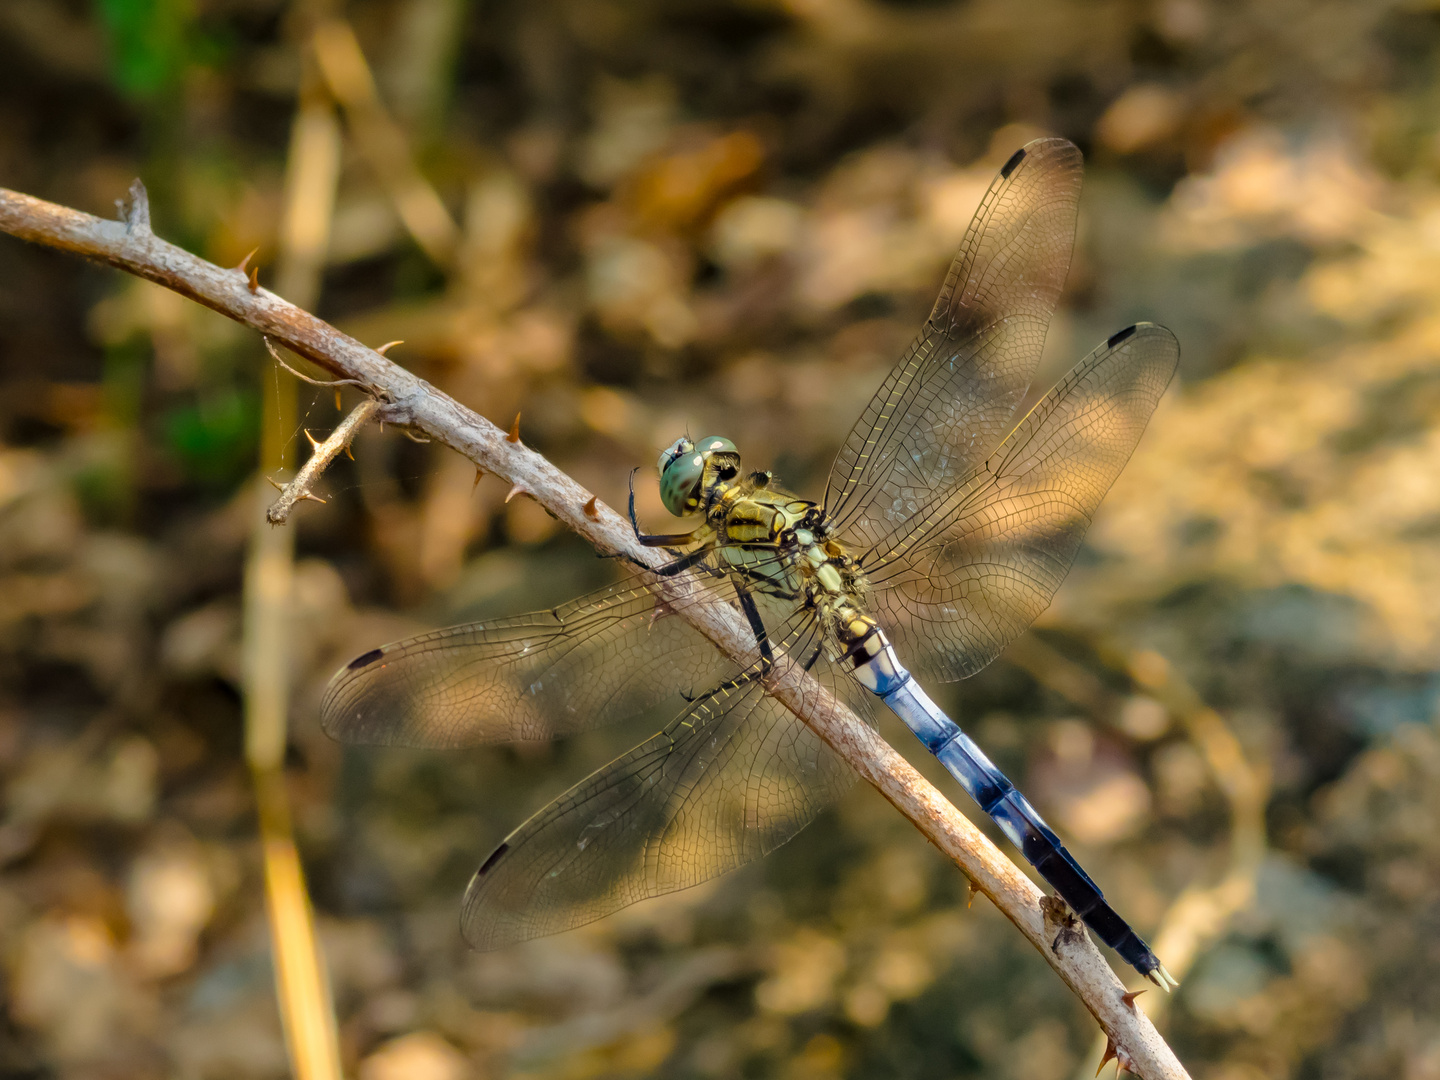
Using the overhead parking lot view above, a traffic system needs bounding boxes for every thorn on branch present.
[583,496,600,520]
[248,264,261,293]
[374,340,403,355]
[472,468,484,492]
[649,596,678,628]
[0,179,1191,1071]
[267,398,381,524]
[1120,989,1146,1010]
[1097,1038,1118,1077]
[505,482,533,504]
[120,179,152,235]
[507,414,522,444]
[236,247,259,276]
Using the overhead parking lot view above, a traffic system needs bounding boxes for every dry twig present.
[266,396,379,524]
[0,180,1191,1080]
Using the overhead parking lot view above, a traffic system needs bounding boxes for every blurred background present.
[3,0,1440,1077]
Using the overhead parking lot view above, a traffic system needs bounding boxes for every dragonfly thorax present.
[654,436,883,669]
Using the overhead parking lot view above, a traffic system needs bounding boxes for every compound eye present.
[656,437,694,478]
[656,435,738,517]
[693,436,737,456]
[659,449,706,518]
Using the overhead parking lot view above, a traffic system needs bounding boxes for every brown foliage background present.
[3,0,1440,1077]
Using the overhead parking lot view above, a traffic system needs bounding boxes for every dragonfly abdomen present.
[859,648,1173,987]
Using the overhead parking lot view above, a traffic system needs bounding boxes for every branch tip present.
[119,179,151,235]
[267,398,380,524]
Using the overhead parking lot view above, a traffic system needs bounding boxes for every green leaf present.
[93,0,195,98]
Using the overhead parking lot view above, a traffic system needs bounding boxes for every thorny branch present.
[0,179,1192,1080]
[265,390,380,525]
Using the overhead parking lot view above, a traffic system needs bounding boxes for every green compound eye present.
[658,435,736,516]
[657,437,694,478]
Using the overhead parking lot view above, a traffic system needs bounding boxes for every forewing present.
[863,323,1179,683]
[321,565,772,748]
[459,640,860,950]
[825,137,1083,550]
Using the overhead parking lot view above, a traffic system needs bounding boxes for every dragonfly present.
[322,137,1180,988]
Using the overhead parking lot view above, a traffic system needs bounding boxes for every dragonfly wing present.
[863,323,1180,682]
[824,137,1083,550]
[321,566,771,748]
[460,644,857,950]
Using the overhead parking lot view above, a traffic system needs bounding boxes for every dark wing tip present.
[1106,324,1138,348]
[347,647,385,671]
[477,842,509,876]
[1000,146,1027,178]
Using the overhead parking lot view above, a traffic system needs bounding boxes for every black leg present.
[650,546,712,578]
[629,468,700,547]
[733,577,773,676]
[679,575,777,709]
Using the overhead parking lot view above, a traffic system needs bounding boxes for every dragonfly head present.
[657,435,737,516]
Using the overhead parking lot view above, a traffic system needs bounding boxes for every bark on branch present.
[0,181,1191,1080]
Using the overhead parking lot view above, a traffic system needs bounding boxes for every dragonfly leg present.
[678,577,776,708]
[733,577,773,676]
[650,546,713,578]
[629,468,702,547]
